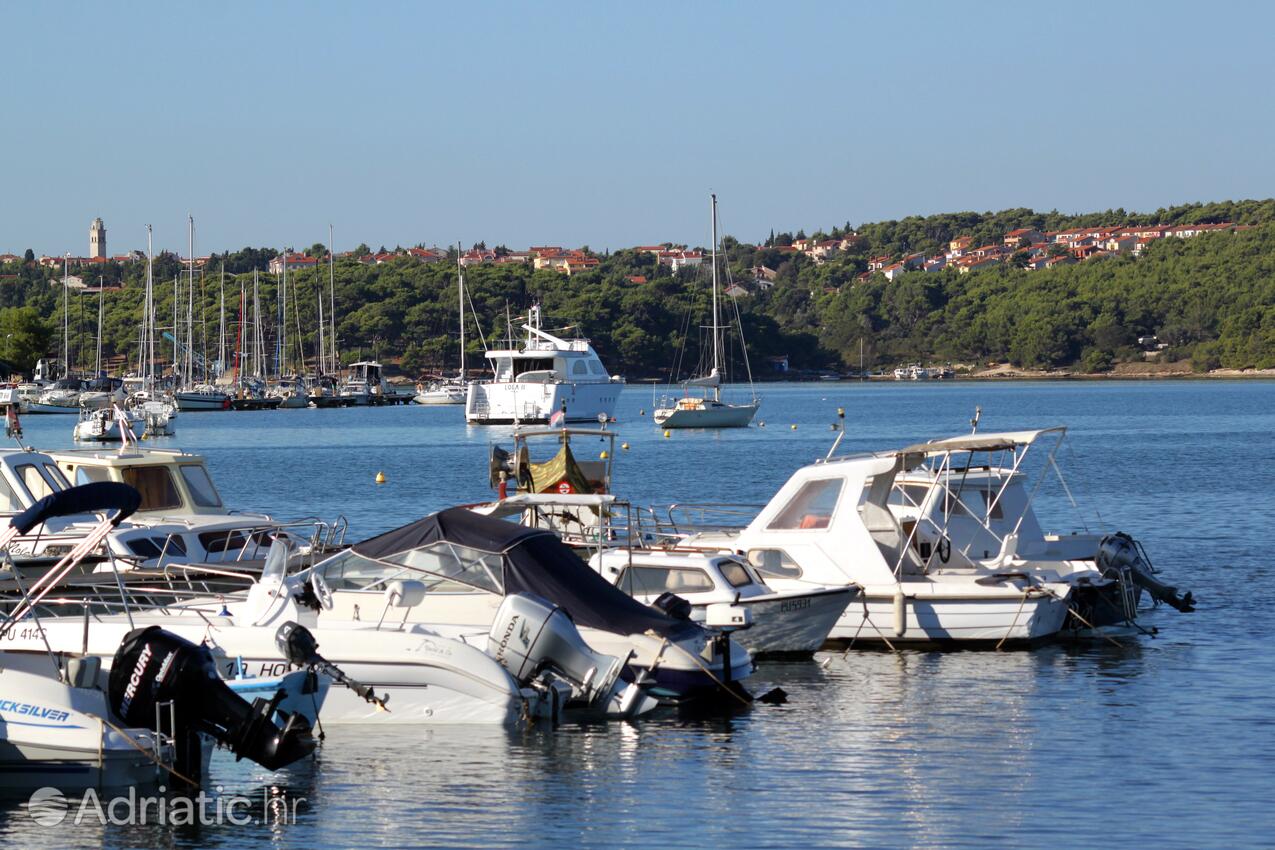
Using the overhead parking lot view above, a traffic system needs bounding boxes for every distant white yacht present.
[465,305,622,424]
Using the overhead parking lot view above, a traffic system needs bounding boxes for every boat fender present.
[892,588,907,637]
[938,537,951,564]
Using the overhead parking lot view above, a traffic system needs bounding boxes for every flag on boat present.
[549,408,566,428]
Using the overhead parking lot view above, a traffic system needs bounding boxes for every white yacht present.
[653,194,759,429]
[465,305,622,424]
[415,250,472,406]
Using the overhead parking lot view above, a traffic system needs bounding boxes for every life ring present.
[556,481,574,495]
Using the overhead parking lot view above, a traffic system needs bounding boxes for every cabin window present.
[572,360,589,375]
[621,566,714,596]
[719,559,753,588]
[514,358,556,378]
[889,484,932,509]
[747,548,803,579]
[0,475,22,511]
[180,465,223,508]
[127,536,187,559]
[199,529,272,556]
[15,463,58,501]
[318,550,408,591]
[495,357,514,381]
[121,467,182,511]
[42,464,70,489]
[767,478,842,530]
[74,466,112,486]
[587,360,606,375]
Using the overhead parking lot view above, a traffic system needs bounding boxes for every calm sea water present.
[2,380,1272,849]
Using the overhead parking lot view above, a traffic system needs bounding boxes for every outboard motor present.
[488,593,627,708]
[109,626,317,784]
[1098,532,1195,613]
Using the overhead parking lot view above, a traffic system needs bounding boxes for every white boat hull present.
[654,400,759,429]
[5,617,531,728]
[174,392,230,411]
[826,585,1071,644]
[24,401,80,415]
[466,380,620,424]
[415,389,466,405]
[0,666,171,791]
[716,586,856,655]
[73,415,143,443]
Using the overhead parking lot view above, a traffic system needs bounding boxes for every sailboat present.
[653,194,760,429]
[415,246,469,405]
[173,217,231,411]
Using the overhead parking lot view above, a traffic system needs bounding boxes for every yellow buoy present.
[837,407,845,417]
[621,443,630,451]
[600,450,609,459]
[663,430,671,438]
[791,424,798,430]
[375,471,386,484]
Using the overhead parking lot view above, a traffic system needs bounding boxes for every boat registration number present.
[778,598,811,613]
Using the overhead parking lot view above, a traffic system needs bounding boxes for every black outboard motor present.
[109,626,317,784]
[652,592,693,621]
[1098,532,1195,613]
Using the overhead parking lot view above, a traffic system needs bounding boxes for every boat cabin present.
[49,448,227,517]
[484,347,611,384]
[593,548,774,604]
[0,449,71,513]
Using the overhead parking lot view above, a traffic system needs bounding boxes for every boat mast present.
[95,279,103,376]
[457,241,465,383]
[710,193,721,403]
[218,264,226,379]
[279,249,288,378]
[61,254,69,378]
[328,225,338,374]
[186,215,195,386]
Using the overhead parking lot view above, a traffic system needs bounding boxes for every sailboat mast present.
[187,215,195,386]
[218,265,226,379]
[62,254,69,377]
[710,193,721,403]
[328,225,338,373]
[280,249,288,377]
[95,281,103,376]
[457,242,465,382]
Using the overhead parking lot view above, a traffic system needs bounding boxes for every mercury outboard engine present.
[488,593,627,708]
[109,626,317,784]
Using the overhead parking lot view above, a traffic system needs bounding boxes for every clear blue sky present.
[5,1,1273,257]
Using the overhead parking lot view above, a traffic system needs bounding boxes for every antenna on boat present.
[970,405,982,434]
[823,407,847,461]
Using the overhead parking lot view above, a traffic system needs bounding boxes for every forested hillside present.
[1,200,1272,377]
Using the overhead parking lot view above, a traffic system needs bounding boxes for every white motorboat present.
[653,194,759,429]
[465,305,622,424]
[884,426,1193,632]
[174,385,231,411]
[590,548,855,656]
[27,379,85,414]
[0,484,320,788]
[311,508,753,705]
[72,406,143,443]
[678,452,1076,645]
[340,361,386,405]
[893,364,932,380]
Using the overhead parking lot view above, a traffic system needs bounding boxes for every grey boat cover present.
[352,507,698,640]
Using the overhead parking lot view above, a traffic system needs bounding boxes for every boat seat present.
[799,514,830,529]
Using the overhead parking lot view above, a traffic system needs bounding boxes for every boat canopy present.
[11,482,141,534]
[350,508,696,640]
[897,427,1065,458]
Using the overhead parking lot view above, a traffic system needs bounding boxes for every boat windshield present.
[318,543,505,594]
[767,478,843,530]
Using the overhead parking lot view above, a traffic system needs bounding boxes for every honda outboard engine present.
[109,626,317,784]
[1098,532,1195,613]
[488,593,626,707]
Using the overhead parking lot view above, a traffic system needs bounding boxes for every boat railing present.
[660,502,765,536]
